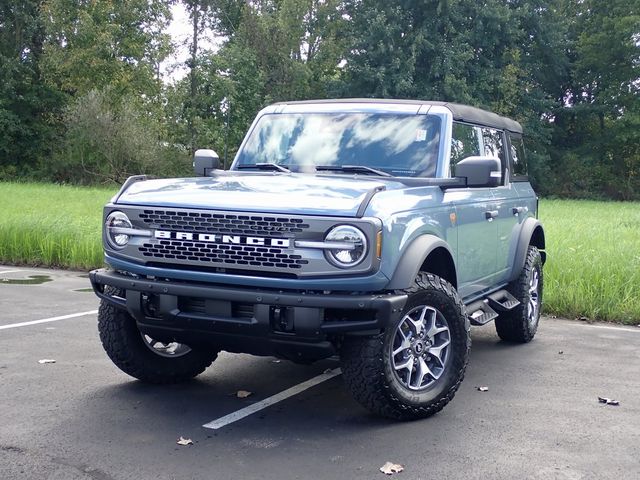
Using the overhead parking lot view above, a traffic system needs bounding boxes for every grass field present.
[1,182,638,324]
[539,200,640,324]
[0,183,114,270]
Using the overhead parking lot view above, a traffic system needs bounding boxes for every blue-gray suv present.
[90,99,546,419]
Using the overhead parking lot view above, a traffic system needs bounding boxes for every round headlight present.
[324,225,368,268]
[105,211,132,249]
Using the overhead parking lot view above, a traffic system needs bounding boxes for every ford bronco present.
[90,99,546,419]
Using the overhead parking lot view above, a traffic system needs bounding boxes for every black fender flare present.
[386,234,456,290]
[509,218,546,282]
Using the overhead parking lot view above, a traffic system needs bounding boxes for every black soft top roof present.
[272,98,523,134]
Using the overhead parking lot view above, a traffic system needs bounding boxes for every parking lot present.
[0,266,638,480]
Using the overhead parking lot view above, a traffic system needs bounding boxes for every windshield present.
[235,113,442,177]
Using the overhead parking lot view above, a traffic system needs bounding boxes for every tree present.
[41,0,172,99]
[0,1,64,177]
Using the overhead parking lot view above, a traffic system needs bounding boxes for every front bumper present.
[90,269,407,359]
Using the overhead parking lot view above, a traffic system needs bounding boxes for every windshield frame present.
[231,106,452,179]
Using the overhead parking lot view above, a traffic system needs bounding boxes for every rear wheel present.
[495,246,543,343]
[97,287,217,383]
[340,273,470,420]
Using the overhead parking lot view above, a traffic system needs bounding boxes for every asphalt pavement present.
[0,266,638,480]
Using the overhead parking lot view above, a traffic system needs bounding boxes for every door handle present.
[512,206,526,215]
[485,210,499,220]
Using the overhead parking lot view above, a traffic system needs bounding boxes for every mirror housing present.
[454,156,501,188]
[193,149,220,176]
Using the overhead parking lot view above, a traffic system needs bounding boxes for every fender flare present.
[386,234,456,290]
[509,218,546,282]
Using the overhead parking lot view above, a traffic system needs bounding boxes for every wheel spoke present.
[140,333,191,358]
[392,339,411,357]
[428,339,450,369]
[405,307,427,334]
[415,357,433,387]
[423,309,448,339]
[405,359,415,385]
[529,271,539,294]
[394,357,413,372]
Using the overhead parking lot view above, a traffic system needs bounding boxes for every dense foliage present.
[0,0,638,198]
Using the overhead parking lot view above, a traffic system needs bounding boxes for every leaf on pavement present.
[176,436,193,446]
[236,390,252,398]
[380,462,404,475]
[597,396,620,406]
[38,359,56,364]
[477,386,489,392]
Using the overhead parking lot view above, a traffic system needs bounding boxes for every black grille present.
[139,240,309,269]
[138,210,310,236]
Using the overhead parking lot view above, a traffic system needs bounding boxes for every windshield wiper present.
[237,163,290,173]
[315,165,392,177]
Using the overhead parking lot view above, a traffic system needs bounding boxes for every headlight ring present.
[105,211,133,249]
[324,225,368,268]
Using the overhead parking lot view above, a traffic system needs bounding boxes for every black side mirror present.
[455,156,501,188]
[193,149,220,176]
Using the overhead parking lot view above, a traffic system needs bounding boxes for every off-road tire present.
[340,273,470,420]
[97,287,217,383]
[495,246,543,343]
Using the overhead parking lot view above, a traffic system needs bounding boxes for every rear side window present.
[450,122,481,175]
[509,135,528,180]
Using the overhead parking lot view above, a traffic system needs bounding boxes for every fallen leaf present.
[578,316,589,322]
[236,390,252,398]
[271,359,281,363]
[477,386,489,392]
[176,436,193,446]
[380,462,404,475]
[558,351,564,355]
[597,396,620,406]
[38,359,56,364]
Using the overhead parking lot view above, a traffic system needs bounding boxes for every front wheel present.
[340,273,470,420]
[97,288,218,383]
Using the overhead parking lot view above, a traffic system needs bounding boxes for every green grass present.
[539,200,640,325]
[1,182,638,324]
[0,182,115,270]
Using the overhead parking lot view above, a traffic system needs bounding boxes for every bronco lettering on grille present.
[154,230,291,248]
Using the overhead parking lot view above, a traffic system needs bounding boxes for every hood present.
[115,172,405,217]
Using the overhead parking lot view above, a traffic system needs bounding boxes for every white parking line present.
[203,368,342,430]
[0,269,24,275]
[0,310,98,330]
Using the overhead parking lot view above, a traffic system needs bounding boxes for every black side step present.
[465,289,520,326]
[487,290,520,312]
[466,300,498,326]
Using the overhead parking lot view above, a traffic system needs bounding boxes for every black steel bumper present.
[89,269,407,359]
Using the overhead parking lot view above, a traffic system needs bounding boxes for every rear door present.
[489,129,525,283]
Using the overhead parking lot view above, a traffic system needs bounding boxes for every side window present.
[481,127,506,184]
[450,122,481,175]
[509,135,528,179]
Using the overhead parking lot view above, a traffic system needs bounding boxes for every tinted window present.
[237,113,442,177]
[450,122,481,175]
[510,135,528,178]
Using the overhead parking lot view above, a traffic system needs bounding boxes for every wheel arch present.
[387,235,457,290]
[509,218,546,283]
